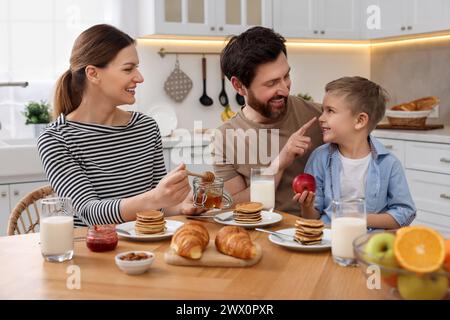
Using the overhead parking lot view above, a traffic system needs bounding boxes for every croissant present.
[171,222,209,260]
[215,226,257,260]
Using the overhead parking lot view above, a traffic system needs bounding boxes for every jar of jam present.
[86,225,118,252]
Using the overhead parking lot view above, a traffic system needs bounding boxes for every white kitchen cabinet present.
[406,170,450,238]
[405,141,450,175]
[138,0,272,37]
[362,0,447,39]
[273,0,361,39]
[0,180,48,236]
[403,140,450,236]
[163,149,171,172]
[0,185,10,236]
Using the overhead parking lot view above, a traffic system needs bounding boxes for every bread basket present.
[386,96,439,127]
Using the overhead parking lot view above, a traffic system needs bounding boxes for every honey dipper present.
[186,170,215,183]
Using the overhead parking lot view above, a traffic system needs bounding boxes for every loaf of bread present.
[215,226,257,260]
[171,222,209,260]
[390,96,439,111]
[411,96,439,110]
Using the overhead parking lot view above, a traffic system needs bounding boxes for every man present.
[212,26,323,214]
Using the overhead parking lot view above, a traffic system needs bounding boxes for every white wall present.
[135,41,371,131]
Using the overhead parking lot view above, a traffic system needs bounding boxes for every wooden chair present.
[7,185,55,236]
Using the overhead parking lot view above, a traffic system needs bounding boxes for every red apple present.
[292,173,316,193]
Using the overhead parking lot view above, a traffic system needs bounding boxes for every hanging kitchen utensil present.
[236,92,245,106]
[199,56,213,106]
[164,56,193,103]
[218,71,229,107]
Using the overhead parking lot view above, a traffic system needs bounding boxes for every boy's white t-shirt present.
[338,151,372,201]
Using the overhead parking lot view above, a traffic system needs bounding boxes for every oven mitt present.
[164,58,193,103]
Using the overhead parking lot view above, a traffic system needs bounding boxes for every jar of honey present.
[86,225,118,252]
[192,177,232,209]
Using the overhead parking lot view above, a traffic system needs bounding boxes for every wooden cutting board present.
[164,241,262,267]
[376,123,444,130]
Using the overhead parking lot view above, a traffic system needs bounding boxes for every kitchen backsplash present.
[371,38,450,125]
[135,42,370,131]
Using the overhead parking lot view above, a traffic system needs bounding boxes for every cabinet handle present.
[407,26,412,30]
[13,190,19,196]
[401,26,406,31]
[219,26,223,31]
[440,194,450,200]
[320,30,325,34]
[383,145,393,149]
[440,158,450,163]
[210,26,215,31]
[313,30,318,34]
[1,191,6,197]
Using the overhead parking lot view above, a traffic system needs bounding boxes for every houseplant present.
[22,100,52,137]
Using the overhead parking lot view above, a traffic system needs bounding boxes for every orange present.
[444,238,450,271]
[394,226,445,274]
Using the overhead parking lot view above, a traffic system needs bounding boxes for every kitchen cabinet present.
[0,185,10,236]
[374,136,450,236]
[273,0,361,39]
[362,0,447,39]
[406,170,450,238]
[138,0,272,37]
[0,180,48,236]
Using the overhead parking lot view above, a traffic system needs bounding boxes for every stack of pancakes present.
[135,210,166,235]
[233,202,263,224]
[294,217,324,245]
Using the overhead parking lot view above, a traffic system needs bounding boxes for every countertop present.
[0,212,389,300]
[373,125,450,144]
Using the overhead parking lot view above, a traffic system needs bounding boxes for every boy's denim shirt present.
[304,135,416,227]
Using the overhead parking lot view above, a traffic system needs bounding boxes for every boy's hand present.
[293,190,315,209]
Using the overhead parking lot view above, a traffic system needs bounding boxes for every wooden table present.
[0,212,390,300]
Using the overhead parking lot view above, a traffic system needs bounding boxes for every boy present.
[294,76,416,229]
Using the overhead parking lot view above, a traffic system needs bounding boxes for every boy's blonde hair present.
[325,76,389,132]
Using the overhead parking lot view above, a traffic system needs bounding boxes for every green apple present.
[364,233,399,269]
[398,272,449,300]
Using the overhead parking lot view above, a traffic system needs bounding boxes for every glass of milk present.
[331,198,367,267]
[250,167,275,210]
[40,197,74,262]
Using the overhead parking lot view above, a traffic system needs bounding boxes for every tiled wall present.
[371,39,450,125]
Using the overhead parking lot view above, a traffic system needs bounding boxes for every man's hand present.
[277,117,317,170]
[179,191,207,216]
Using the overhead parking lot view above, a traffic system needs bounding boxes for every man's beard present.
[247,90,288,121]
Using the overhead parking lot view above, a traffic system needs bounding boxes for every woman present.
[38,24,202,226]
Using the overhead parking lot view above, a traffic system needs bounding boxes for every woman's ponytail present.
[53,69,80,118]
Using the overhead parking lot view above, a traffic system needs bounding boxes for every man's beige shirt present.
[212,96,323,214]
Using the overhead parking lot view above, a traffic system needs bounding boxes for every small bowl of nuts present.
[115,251,155,275]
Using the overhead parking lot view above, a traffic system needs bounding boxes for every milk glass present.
[250,167,275,210]
[331,198,367,267]
[40,197,74,262]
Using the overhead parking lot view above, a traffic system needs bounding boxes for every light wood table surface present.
[0,212,390,300]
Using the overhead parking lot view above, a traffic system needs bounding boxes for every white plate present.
[213,210,283,228]
[145,104,178,137]
[116,219,184,242]
[268,228,331,252]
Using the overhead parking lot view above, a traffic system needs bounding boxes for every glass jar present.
[192,177,232,209]
[86,225,118,252]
